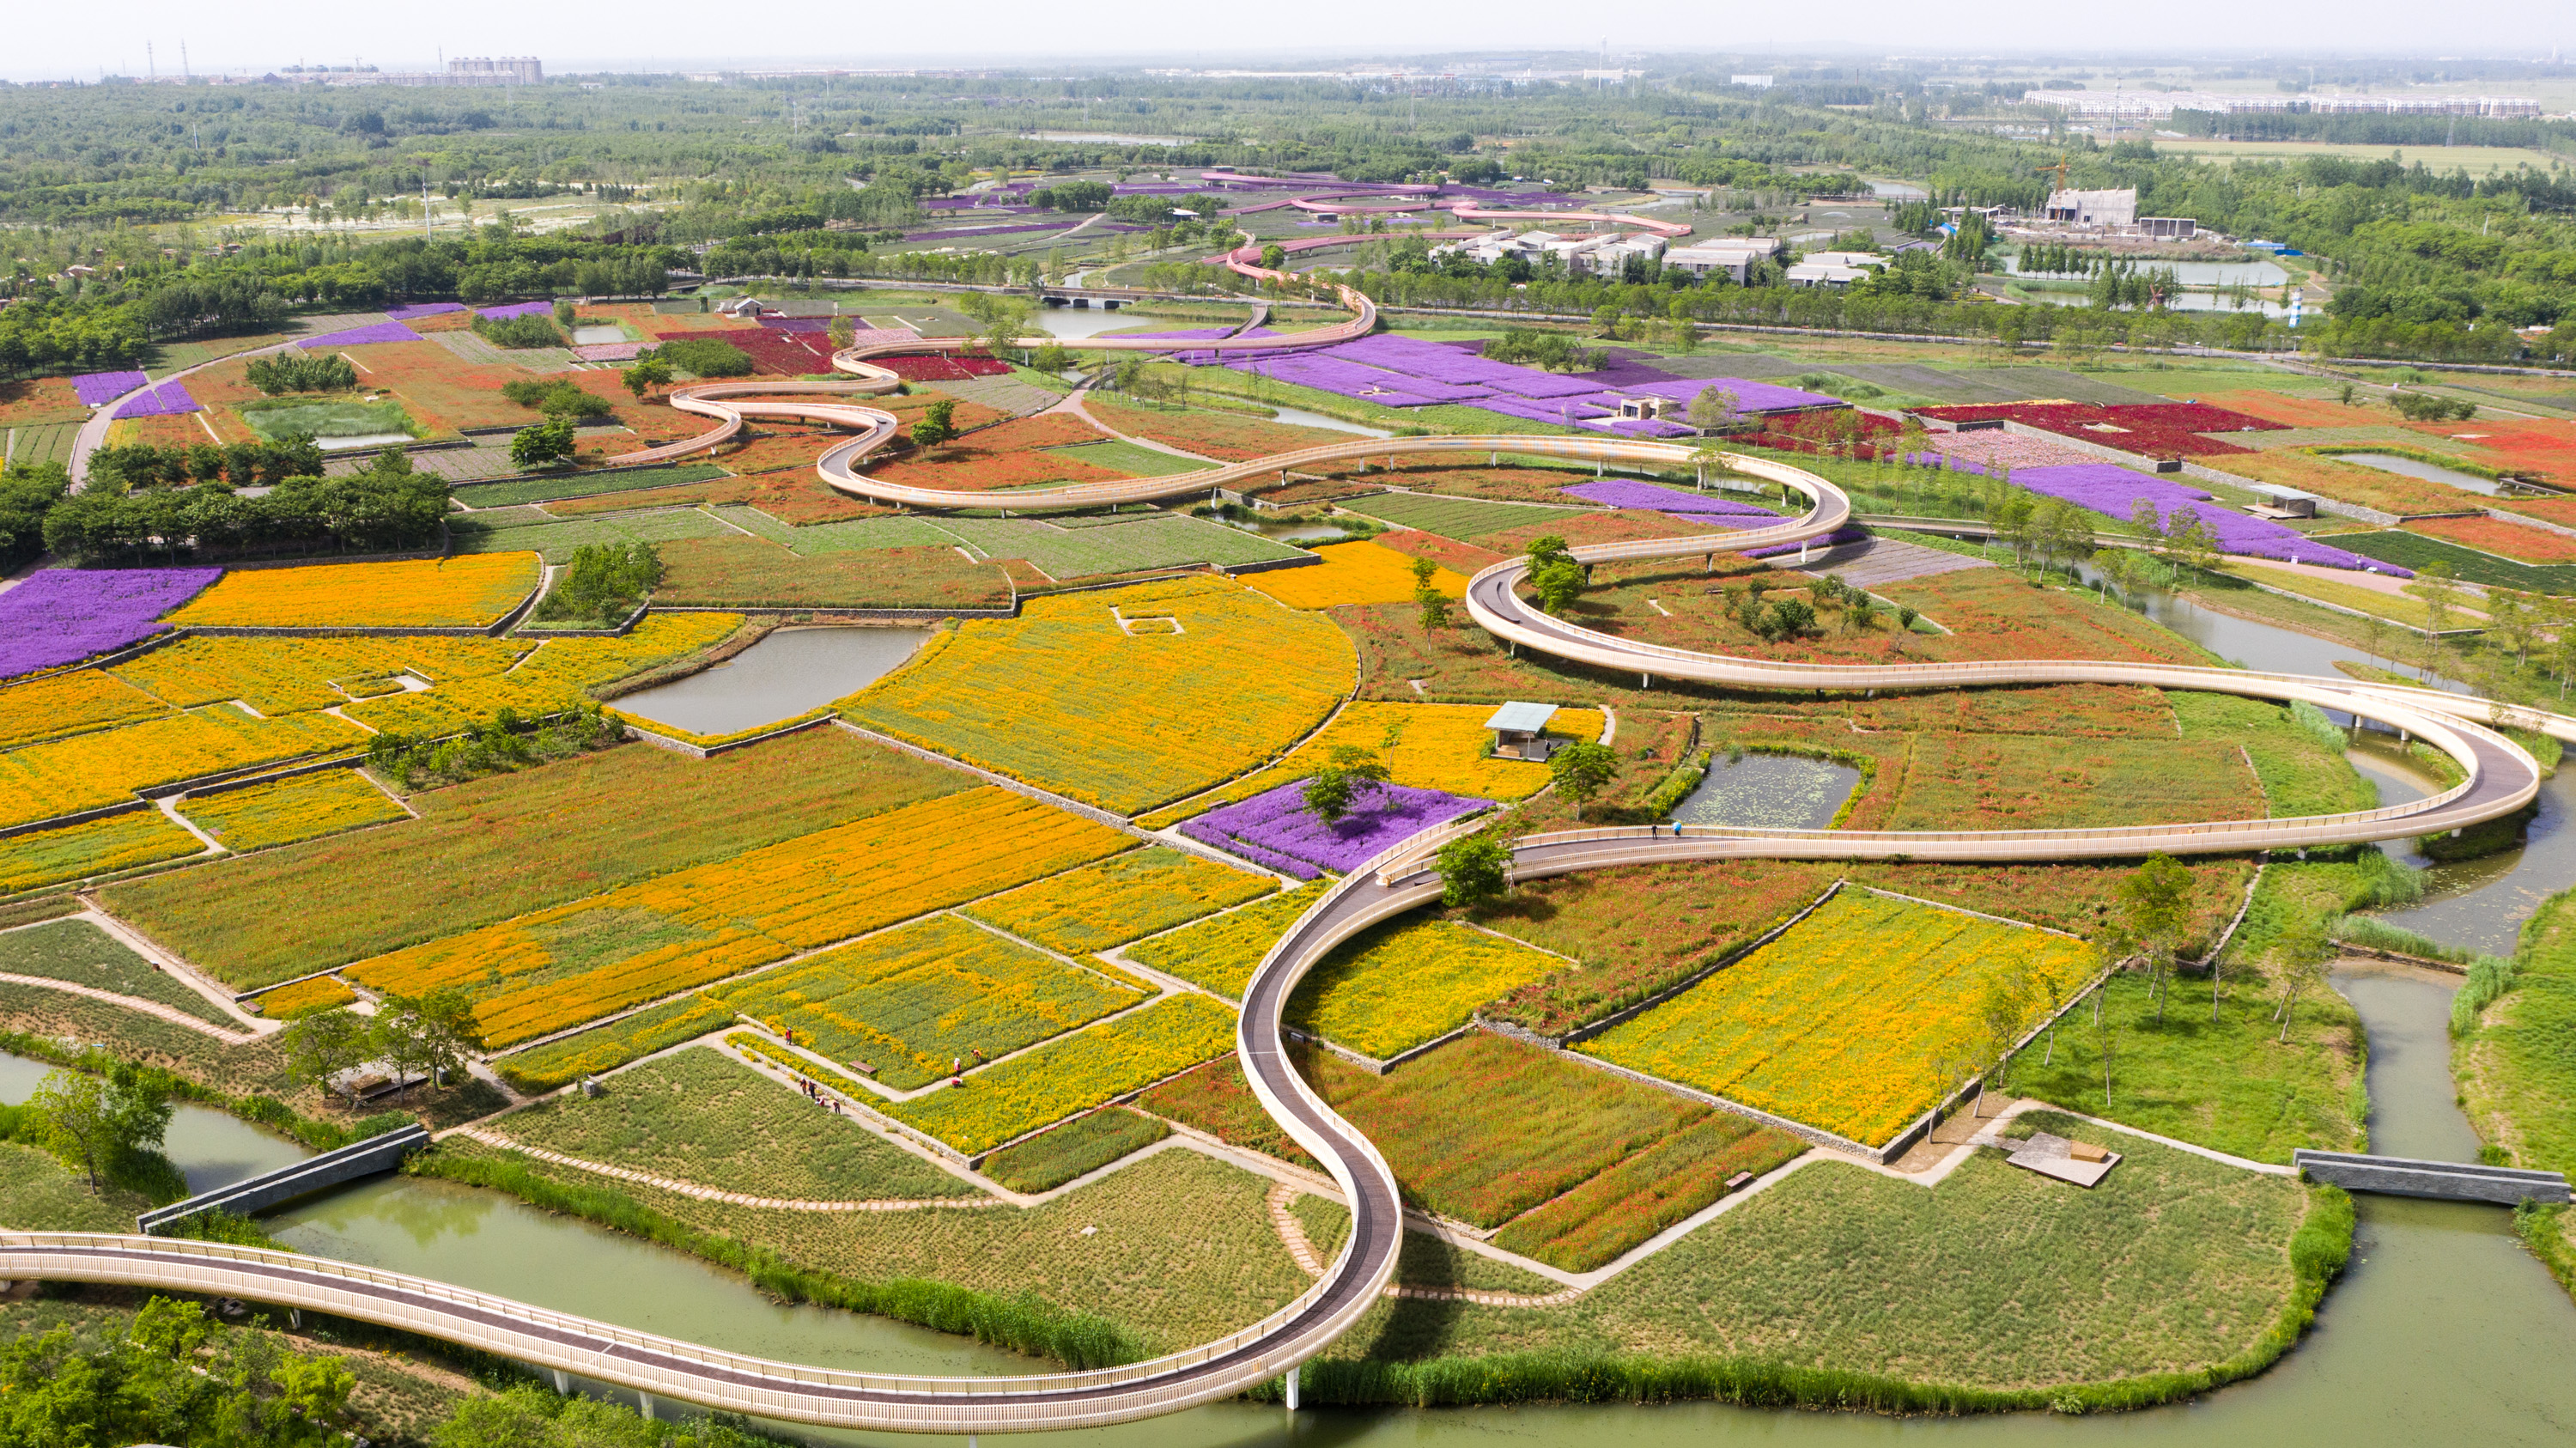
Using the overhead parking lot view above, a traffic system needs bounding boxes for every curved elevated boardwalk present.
[17,447,2569,1433]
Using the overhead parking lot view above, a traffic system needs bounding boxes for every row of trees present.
[281,991,480,1099]
[85,436,328,492]
[43,452,447,563]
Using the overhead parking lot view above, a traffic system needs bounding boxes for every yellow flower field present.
[498,992,738,1093]
[347,787,1133,1048]
[1285,917,1562,1060]
[1123,880,1331,997]
[884,991,1238,1154]
[1138,702,1604,828]
[179,770,410,852]
[0,705,363,830]
[714,915,1145,1089]
[113,636,530,715]
[960,846,1275,957]
[1577,891,2094,1147]
[0,810,206,893]
[0,671,169,750]
[1242,539,1468,611]
[346,614,741,737]
[841,577,1352,815]
[254,974,356,1019]
[165,553,543,630]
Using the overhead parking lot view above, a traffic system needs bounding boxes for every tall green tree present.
[27,1062,173,1195]
[1547,740,1619,821]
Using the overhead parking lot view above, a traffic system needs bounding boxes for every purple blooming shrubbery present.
[473,301,556,321]
[1560,479,1784,517]
[1180,780,1493,879]
[299,322,423,350]
[2000,462,2404,575]
[1214,333,1839,432]
[0,568,223,679]
[385,301,467,321]
[114,381,201,419]
[70,371,149,408]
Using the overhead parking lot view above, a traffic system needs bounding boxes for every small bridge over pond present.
[2293,1150,2572,1206]
[137,1125,429,1235]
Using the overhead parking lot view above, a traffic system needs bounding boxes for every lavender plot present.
[299,322,424,350]
[0,568,223,679]
[1560,479,1785,516]
[70,371,149,408]
[1179,780,1493,879]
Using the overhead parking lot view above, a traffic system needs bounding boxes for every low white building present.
[1663,236,1784,283]
[1785,262,1877,289]
[2044,188,2138,227]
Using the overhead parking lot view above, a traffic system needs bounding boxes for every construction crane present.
[2036,153,2071,197]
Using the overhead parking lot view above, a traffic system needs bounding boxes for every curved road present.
[17,442,2572,1432]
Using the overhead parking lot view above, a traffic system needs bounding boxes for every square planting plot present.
[450,462,734,509]
[841,577,1352,815]
[179,770,409,853]
[500,1045,976,1202]
[1178,779,1493,881]
[0,706,362,831]
[884,992,1238,1154]
[714,914,1145,1090]
[1487,1113,1807,1272]
[346,788,1132,1048]
[2305,531,2576,594]
[1082,399,1357,461]
[1242,541,1467,611]
[0,811,207,894]
[103,727,969,990]
[980,1108,1170,1194]
[0,671,172,750]
[167,555,541,630]
[960,846,1276,957]
[651,536,1012,611]
[1284,916,1563,1061]
[0,568,220,680]
[1886,733,2262,831]
[0,918,239,1030]
[1577,890,2095,1148]
[1124,881,1330,998]
[1302,1031,1710,1228]
[2405,515,2576,565]
[1341,492,1596,542]
[1136,700,1590,830]
[110,636,528,716]
[447,508,734,566]
[495,993,743,1094]
[339,614,742,741]
[929,514,1307,581]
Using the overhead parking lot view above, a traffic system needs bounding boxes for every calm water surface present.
[1668,752,1858,830]
[2332,452,2503,496]
[614,627,927,737]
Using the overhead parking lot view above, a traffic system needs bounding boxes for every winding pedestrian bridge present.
[18,389,2575,1432]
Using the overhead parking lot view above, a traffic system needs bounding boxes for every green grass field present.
[238,397,417,441]
[452,462,732,508]
[2314,530,2576,593]
[1341,491,1595,541]
[0,918,240,1030]
[497,1045,978,1201]
[1044,441,1211,478]
[2462,888,2576,1183]
[447,505,732,563]
[980,1108,1169,1193]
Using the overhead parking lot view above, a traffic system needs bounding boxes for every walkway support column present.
[1286,1367,1300,1411]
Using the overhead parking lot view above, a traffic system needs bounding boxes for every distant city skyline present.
[6,0,2573,85]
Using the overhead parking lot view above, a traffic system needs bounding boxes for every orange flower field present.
[345,786,1133,1046]
[0,705,362,830]
[2406,514,2576,564]
[1577,889,2095,1147]
[1242,539,1467,611]
[0,670,170,750]
[179,769,410,852]
[167,553,543,630]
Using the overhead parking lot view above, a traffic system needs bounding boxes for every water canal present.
[10,578,2576,1445]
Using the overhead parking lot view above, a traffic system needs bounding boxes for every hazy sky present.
[7,0,2570,82]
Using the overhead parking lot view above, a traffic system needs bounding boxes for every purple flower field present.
[571,342,651,362]
[300,322,423,350]
[1213,333,1841,429]
[2005,463,2401,574]
[1561,479,1784,517]
[1180,780,1493,879]
[385,301,467,321]
[114,381,201,419]
[70,370,149,408]
[474,301,556,321]
[0,568,222,679]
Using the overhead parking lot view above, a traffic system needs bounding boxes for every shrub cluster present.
[242,351,358,395]
[471,312,568,349]
[537,542,662,626]
[501,377,615,418]
[43,452,445,563]
[651,337,756,378]
[86,436,327,491]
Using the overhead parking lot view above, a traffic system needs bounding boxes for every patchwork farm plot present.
[1577,890,2096,1148]
[0,298,2505,1427]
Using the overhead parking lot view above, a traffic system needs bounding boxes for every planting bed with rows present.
[716,914,1146,1090]
[960,847,1277,958]
[178,770,409,853]
[1578,891,2094,1147]
[884,991,1239,1154]
[349,787,1132,1047]
[842,577,1352,813]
